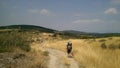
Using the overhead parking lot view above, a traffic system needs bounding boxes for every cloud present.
[40,9,50,16]
[104,8,118,14]
[73,19,103,23]
[111,0,120,4]
[29,9,55,16]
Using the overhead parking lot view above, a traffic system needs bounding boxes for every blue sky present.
[0,0,120,33]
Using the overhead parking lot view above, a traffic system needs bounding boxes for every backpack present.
[67,42,72,49]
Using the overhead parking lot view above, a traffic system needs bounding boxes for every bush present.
[108,37,112,40]
[118,44,120,49]
[43,51,49,56]
[99,39,106,42]
[101,43,107,49]
[108,44,117,50]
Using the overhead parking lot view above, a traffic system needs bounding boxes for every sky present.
[0,0,120,33]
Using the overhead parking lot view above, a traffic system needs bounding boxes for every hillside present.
[63,30,120,38]
[0,25,56,33]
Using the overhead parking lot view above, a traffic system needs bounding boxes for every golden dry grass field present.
[45,37,120,68]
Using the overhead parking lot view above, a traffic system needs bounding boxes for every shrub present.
[101,43,107,49]
[108,44,117,50]
[108,37,112,40]
[99,39,106,42]
[43,51,49,56]
[118,44,120,49]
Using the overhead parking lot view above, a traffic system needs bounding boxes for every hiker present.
[66,41,72,57]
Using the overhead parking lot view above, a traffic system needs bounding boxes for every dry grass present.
[61,56,70,66]
[0,47,49,68]
[28,48,49,68]
[45,37,120,68]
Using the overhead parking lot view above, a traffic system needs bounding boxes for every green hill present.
[0,25,56,33]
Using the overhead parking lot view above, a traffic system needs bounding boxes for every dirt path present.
[46,48,79,68]
[31,43,79,68]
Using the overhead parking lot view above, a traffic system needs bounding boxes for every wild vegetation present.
[0,31,31,52]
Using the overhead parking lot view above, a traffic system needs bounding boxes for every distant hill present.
[0,25,56,33]
[62,30,120,38]
[62,30,88,35]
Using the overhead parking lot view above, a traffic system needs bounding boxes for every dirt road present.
[31,43,79,68]
[46,48,79,68]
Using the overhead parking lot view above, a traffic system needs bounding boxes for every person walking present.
[66,41,72,57]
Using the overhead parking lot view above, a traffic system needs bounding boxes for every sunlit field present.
[46,37,120,68]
